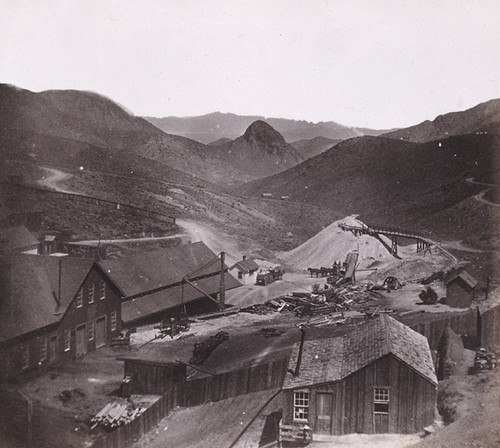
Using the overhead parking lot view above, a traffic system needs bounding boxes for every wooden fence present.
[4,183,176,225]
[90,357,289,448]
[0,386,32,448]
[479,304,500,350]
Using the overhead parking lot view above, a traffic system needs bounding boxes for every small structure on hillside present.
[229,255,259,285]
[446,271,477,308]
[280,315,437,442]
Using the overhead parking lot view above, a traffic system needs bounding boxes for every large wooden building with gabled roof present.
[99,242,241,327]
[0,254,122,381]
[281,315,437,440]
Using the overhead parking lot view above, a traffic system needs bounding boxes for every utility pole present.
[219,251,225,311]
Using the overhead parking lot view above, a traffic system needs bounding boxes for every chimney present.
[289,327,306,377]
[242,255,247,261]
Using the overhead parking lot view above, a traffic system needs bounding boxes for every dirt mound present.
[281,216,395,270]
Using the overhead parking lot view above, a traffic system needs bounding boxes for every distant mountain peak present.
[242,120,286,146]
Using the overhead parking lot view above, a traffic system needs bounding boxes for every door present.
[315,393,333,434]
[49,335,57,362]
[75,324,87,356]
[95,316,107,348]
[374,413,389,433]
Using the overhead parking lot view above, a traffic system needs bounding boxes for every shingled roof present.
[0,225,39,252]
[100,242,231,297]
[283,314,436,390]
[231,258,259,273]
[0,255,94,343]
[447,270,478,290]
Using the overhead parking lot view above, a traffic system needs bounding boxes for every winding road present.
[37,167,76,193]
[466,177,500,208]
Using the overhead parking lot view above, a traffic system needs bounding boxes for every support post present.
[391,236,398,256]
[219,251,225,311]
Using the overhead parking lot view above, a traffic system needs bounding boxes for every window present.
[99,280,106,300]
[49,335,57,361]
[88,321,94,341]
[64,330,71,352]
[76,289,83,308]
[88,283,95,303]
[293,391,310,421]
[111,312,117,331]
[238,271,243,280]
[40,337,47,362]
[374,388,389,413]
[22,345,30,370]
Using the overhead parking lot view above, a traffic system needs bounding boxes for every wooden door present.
[76,324,87,356]
[374,413,389,433]
[49,335,57,362]
[315,393,333,434]
[95,316,107,348]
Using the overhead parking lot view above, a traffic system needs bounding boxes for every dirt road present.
[466,177,500,208]
[37,166,75,193]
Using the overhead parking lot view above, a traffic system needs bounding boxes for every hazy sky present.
[1,0,500,128]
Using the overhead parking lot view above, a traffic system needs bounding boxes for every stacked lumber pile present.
[241,284,385,321]
[91,401,147,430]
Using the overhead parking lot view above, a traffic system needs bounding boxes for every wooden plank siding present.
[282,354,436,435]
[0,264,122,381]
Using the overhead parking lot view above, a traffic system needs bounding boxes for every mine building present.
[0,255,122,381]
[100,242,241,327]
[229,255,260,285]
[446,270,478,308]
[280,315,437,441]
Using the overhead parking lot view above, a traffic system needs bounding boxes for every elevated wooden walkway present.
[339,222,432,257]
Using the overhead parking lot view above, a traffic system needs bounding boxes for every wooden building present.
[229,256,259,285]
[100,242,241,327]
[0,254,122,381]
[446,271,477,308]
[280,315,437,441]
[0,225,39,254]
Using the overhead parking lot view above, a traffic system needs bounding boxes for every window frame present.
[374,387,390,414]
[293,390,310,422]
[40,337,47,362]
[88,283,95,304]
[110,311,117,331]
[64,330,71,352]
[88,321,95,341]
[76,289,84,308]
[99,279,106,300]
[22,345,30,370]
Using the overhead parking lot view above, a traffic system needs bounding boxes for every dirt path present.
[177,218,243,257]
[466,177,500,208]
[37,166,75,193]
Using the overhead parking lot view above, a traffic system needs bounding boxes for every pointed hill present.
[234,132,500,233]
[145,111,390,144]
[205,121,305,180]
[0,84,263,188]
[384,98,500,143]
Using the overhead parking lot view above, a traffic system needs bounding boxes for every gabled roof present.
[0,255,94,343]
[100,242,229,297]
[447,270,478,289]
[121,272,241,324]
[283,314,436,390]
[230,258,259,273]
[0,225,39,252]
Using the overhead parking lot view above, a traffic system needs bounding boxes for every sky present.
[1,0,500,129]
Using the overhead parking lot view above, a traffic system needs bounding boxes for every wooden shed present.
[446,271,477,308]
[229,256,259,285]
[280,315,437,442]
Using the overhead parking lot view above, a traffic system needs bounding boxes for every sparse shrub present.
[419,286,438,304]
[437,388,458,425]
